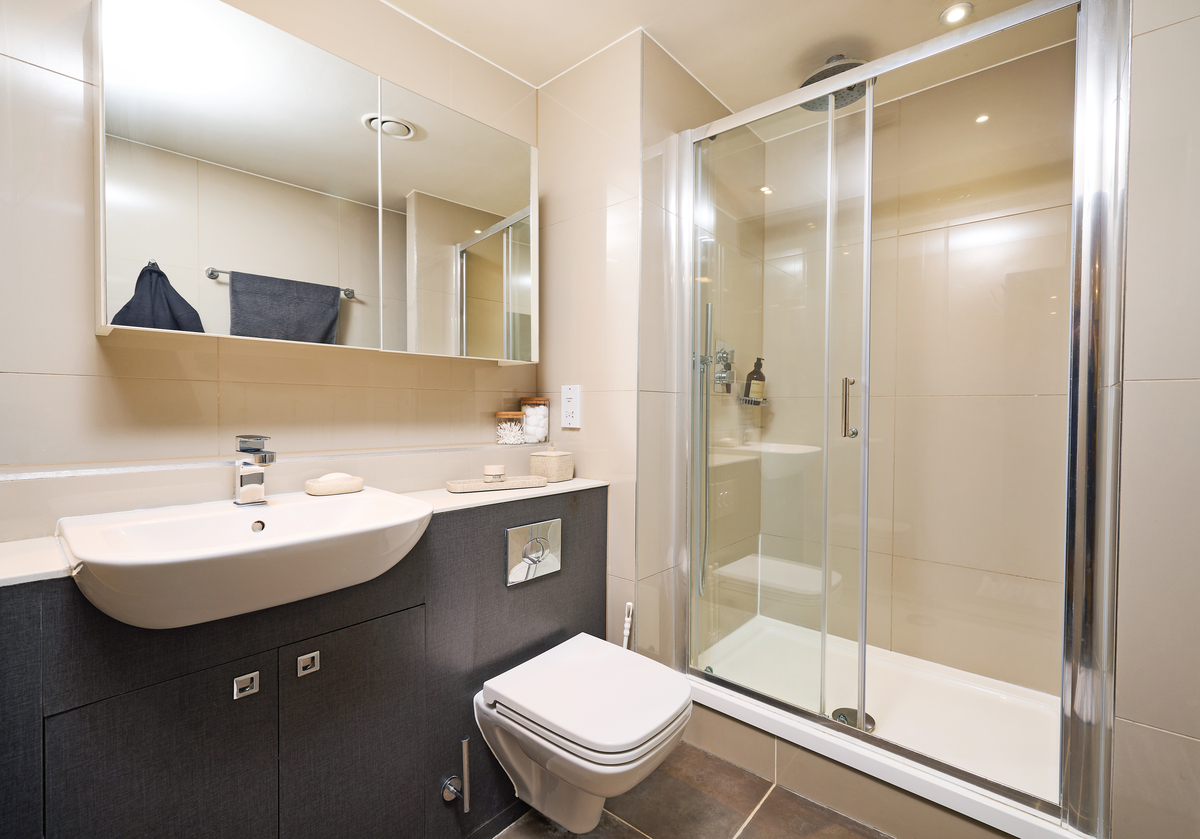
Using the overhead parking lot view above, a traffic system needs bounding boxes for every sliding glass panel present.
[863,7,1076,803]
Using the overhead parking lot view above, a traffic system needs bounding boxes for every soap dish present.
[447,475,548,493]
[305,472,365,496]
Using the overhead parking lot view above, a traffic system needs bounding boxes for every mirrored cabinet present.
[97,0,537,362]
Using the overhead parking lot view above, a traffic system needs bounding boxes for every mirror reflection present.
[101,0,535,361]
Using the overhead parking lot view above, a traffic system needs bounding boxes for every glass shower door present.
[691,86,872,725]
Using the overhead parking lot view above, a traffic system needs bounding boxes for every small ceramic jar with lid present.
[495,411,526,445]
[530,444,574,482]
[520,397,550,443]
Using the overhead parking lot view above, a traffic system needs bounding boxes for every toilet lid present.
[482,633,693,754]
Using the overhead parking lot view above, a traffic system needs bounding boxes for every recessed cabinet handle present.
[233,671,260,699]
[297,651,320,677]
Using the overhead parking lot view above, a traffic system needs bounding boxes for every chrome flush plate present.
[505,519,561,586]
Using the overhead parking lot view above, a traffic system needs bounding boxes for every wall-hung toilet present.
[474,632,693,833]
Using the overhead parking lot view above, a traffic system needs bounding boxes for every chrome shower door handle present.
[842,377,858,438]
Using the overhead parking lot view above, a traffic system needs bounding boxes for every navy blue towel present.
[229,272,340,344]
[110,264,204,332]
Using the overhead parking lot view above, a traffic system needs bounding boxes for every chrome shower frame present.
[674,0,1130,835]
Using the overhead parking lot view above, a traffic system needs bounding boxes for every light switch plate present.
[561,385,581,428]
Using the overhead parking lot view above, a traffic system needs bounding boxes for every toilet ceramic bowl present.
[474,633,693,833]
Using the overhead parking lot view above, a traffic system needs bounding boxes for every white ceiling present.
[382,0,1038,112]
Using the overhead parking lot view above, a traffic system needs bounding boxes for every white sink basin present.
[56,487,433,629]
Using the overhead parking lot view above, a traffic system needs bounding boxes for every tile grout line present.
[729,782,775,839]
[602,809,655,839]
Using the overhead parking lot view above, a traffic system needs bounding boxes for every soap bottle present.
[744,358,766,400]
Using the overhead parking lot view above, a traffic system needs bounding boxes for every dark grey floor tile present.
[498,809,646,838]
[738,786,893,839]
[605,742,772,839]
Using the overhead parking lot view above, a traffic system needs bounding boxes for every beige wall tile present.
[892,45,1074,234]
[706,453,761,553]
[893,395,1067,582]
[0,373,219,465]
[607,574,636,646]
[0,0,93,82]
[636,390,679,580]
[1133,0,1200,35]
[536,33,641,228]
[1112,718,1200,838]
[891,556,1062,694]
[198,161,341,286]
[776,739,1012,839]
[490,92,538,148]
[538,389,638,580]
[1124,18,1200,380]
[683,704,775,781]
[638,200,673,394]
[636,565,678,667]
[218,337,417,389]
[894,206,1072,398]
[93,329,219,381]
[537,199,640,394]
[642,35,729,214]
[104,139,199,270]
[759,396,823,546]
[1116,379,1200,740]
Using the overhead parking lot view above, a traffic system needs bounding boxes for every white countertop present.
[406,477,608,513]
[0,478,609,588]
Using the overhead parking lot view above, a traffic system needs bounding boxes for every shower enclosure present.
[680,0,1127,835]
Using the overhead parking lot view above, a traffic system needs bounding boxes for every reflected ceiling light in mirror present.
[760,186,774,194]
[362,114,417,139]
[976,114,989,123]
[939,3,973,24]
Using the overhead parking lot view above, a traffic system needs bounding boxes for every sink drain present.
[251,521,266,532]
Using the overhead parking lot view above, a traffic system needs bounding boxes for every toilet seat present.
[494,701,691,765]
[481,633,692,754]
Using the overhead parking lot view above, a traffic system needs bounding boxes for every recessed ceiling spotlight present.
[940,3,973,24]
[976,114,989,123]
[474,229,482,234]
[760,186,774,194]
[362,114,417,139]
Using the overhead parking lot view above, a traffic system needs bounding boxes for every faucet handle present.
[236,435,271,453]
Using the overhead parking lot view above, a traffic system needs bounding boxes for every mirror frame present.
[92,0,538,365]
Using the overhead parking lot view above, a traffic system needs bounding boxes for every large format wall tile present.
[893,394,1067,583]
[894,206,1072,398]
[1116,379,1200,740]
[1132,0,1200,35]
[0,373,219,465]
[537,199,640,394]
[891,557,1062,694]
[1112,718,1200,838]
[1124,16,1200,381]
[637,390,679,580]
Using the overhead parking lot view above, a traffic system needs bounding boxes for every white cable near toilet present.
[622,602,634,649]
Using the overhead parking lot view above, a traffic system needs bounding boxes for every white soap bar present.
[305,472,365,496]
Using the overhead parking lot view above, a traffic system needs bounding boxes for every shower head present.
[798,54,868,111]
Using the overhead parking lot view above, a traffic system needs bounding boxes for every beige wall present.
[0,0,537,539]
[105,137,404,349]
[405,190,500,355]
[1111,0,1200,836]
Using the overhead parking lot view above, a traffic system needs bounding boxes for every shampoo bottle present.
[744,357,766,399]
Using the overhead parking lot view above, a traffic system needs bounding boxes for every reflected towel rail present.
[205,267,356,300]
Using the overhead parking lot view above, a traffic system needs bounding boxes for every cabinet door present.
[44,651,278,839]
[279,606,426,839]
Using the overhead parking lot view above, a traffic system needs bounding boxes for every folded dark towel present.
[229,272,340,344]
[111,264,204,333]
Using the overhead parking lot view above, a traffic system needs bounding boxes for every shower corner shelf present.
[737,396,770,407]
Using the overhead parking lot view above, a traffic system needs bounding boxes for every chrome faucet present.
[713,347,736,393]
[234,435,276,506]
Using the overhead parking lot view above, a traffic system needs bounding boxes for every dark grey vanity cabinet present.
[279,607,427,839]
[44,650,280,838]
